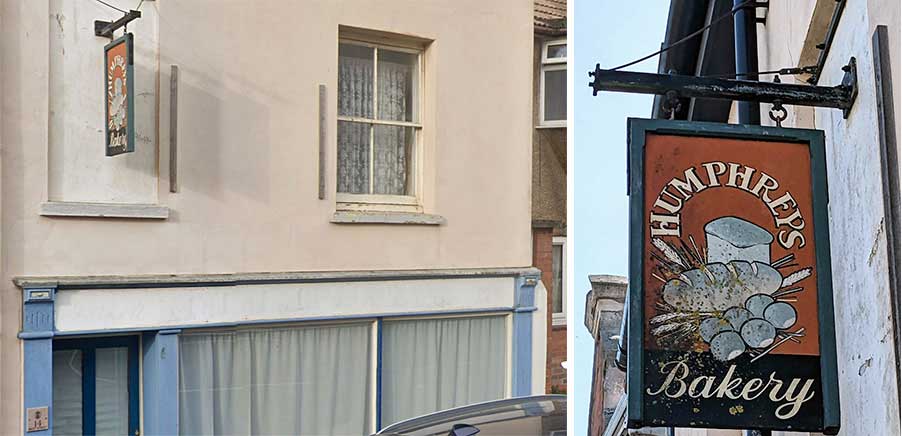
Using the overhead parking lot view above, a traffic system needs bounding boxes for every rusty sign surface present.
[626,119,839,434]
[104,33,135,156]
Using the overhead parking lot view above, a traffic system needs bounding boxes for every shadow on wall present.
[173,67,271,205]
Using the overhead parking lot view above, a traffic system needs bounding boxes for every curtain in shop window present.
[95,347,129,436]
[178,323,372,436]
[380,316,508,426]
[52,350,84,436]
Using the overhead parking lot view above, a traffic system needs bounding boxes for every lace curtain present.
[338,45,414,196]
[337,46,372,194]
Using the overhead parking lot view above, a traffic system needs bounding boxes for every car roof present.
[375,395,566,436]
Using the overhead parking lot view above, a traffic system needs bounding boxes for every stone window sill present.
[40,201,170,219]
[331,210,445,225]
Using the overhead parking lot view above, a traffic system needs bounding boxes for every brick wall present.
[548,324,567,392]
[533,227,567,393]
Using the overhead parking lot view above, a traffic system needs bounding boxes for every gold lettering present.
[646,360,689,398]
[650,213,681,237]
[726,163,756,191]
[688,376,717,399]
[702,161,727,187]
[749,172,779,202]
[668,168,708,200]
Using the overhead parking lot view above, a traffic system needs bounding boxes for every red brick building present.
[533,0,568,393]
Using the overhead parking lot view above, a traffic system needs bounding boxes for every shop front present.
[19,268,545,435]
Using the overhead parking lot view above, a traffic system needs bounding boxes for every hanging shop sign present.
[104,33,135,156]
[625,119,840,434]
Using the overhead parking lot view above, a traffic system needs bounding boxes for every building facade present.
[584,275,627,436]
[533,0,568,395]
[586,0,900,435]
[0,1,545,434]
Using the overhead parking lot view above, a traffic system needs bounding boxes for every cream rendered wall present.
[0,0,534,433]
[48,0,159,203]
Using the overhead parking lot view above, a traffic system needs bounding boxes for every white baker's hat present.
[704,216,773,264]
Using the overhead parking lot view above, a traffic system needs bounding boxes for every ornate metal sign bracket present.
[589,57,858,119]
[95,9,141,40]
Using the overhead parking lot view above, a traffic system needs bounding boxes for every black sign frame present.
[626,118,840,434]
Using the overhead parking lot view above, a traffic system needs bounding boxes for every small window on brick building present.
[552,236,566,325]
[540,39,566,127]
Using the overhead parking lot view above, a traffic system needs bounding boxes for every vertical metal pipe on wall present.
[733,0,760,125]
[735,1,766,434]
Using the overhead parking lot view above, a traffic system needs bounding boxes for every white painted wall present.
[810,0,900,432]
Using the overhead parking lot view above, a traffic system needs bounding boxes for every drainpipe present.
[733,0,760,125]
[735,0,766,434]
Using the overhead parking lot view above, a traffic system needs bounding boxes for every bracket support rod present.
[590,57,858,118]
[95,10,142,39]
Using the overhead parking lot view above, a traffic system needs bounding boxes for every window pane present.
[546,43,566,59]
[53,350,83,436]
[179,323,372,435]
[381,316,508,425]
[337,121,371,194]
[552,243,563,314]
[377,49,417,122]
[373,125,413,195]
[95,347,129,436]
[338,43,374,118]
[544,69,566,122]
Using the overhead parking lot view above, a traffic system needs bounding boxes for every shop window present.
[178,323,373,435]
[540,39,567,127]
[337,36,423,210]
[51,336,140,436]
[380,315,508,424]
[176,314,509,434]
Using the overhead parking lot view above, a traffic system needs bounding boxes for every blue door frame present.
[53,336,140,436]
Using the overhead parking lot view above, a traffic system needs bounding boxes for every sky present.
[572,1,669,434]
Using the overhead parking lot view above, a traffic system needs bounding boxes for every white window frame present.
[552,236,567,326]
[337,38,425,212]
[539,39,567,128]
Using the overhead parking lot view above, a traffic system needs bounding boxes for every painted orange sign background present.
[104,33,133,156]
[643,133,820,359]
